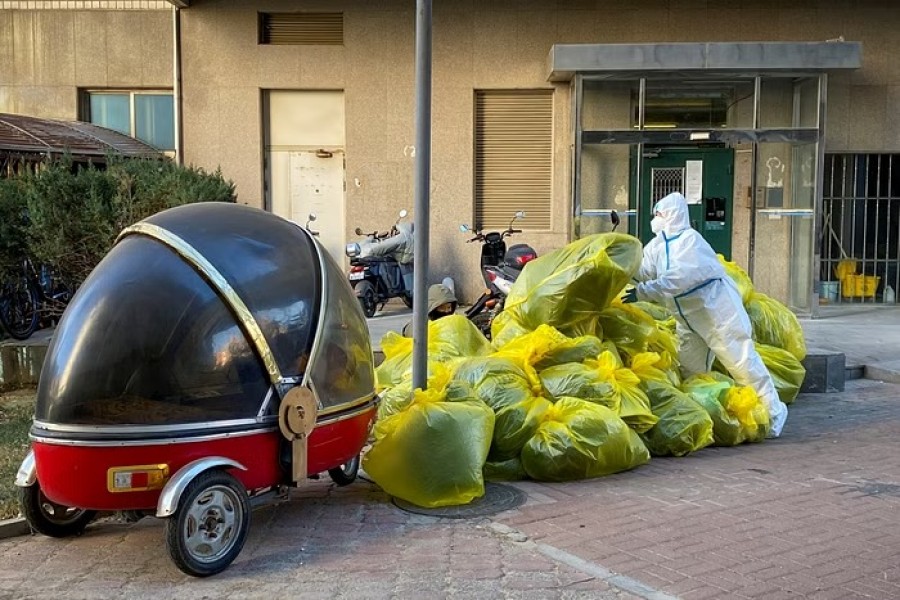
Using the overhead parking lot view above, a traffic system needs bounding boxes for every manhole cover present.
[392,482,527,518]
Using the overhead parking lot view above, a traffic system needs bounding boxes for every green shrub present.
[0,178,29,281]
[9,157,235,286]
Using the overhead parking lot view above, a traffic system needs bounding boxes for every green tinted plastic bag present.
[497,233,643,337]
[597,302,658,358]
[377,364,472,420]
[363,387,494,508]
[540,362,618,411]
[483,456,527,482]
[745,292,807,361]
[453,357,549,460]
[718,254,755,304]
[521,397,650,482]
[629,351,681,388]
[376,315,493,389]
[639,380,714,457]
[756,342,806,405]
[632,300,671,322]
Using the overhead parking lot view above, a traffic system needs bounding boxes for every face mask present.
[651,215,666,235]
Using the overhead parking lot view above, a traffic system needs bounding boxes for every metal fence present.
[821,154,900,304]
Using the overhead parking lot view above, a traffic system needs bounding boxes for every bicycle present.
[0,257,72,340]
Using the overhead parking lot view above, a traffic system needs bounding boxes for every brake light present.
[350,266,364,273]
[108,464,170,493]
[516,253,536,265]
[486,271,498,282]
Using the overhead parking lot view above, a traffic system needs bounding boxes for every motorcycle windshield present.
[35,236,271,426]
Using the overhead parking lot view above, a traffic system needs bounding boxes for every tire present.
[328,455,360,486]
[0,278,40,340]
[19,482,96,538]
[401,293,413,309]
[165,469,251,577]
[355,280,377,318]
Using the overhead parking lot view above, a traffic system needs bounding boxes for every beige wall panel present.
[885,86,900,152]
[106,11,142,86]
[432,9,473,89]
[0,12,13,86]
[2,86,77,119]
[11,11,35,84]
[846,85,886,152]
[517,10,559,82]
[556,10,602,44]
[299,46,346,89]
[33,12,74,85]
[470,11,518,86]
[824,82,850,153]
[209,9,257,88]
[180,9,219,85]
[257,45,302,89]
[180,84,220,169]
[140,10,171,85]
[732,146,753,270]
[216,87,263,206]
[73,11,108,85]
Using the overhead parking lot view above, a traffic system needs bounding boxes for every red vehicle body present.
[15,203,378,577]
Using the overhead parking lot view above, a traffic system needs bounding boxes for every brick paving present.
[0,378,898,598]
[499,379,900,599]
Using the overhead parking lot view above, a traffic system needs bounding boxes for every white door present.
[288,150,346,262]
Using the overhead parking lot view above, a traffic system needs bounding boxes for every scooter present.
[460,211,537,338]
[345,209,414,318]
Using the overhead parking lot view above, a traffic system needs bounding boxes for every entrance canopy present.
[547,42,861,81]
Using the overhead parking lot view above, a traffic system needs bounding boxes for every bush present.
[4,157,235,286]
[0,178,29,281]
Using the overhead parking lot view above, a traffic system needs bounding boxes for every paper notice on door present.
[685,160,703,205]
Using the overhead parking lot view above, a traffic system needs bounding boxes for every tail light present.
[350,265,364,273]
[516,253,536,266]
[485,299,498,308]
[486,270,498,282]
[108,464,170,493]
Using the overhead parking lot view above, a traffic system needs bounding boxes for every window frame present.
[81,89,175,153]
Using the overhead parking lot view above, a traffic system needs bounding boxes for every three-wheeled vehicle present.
[14,202,378,577]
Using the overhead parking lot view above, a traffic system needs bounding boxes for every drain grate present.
[392,482,527,518]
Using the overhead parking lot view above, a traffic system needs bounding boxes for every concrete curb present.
[864,361,900,385]
[0,517,29,540]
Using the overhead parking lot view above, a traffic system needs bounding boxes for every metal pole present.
[411,0,432,391]
[172,6,184,165]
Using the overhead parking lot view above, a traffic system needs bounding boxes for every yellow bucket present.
[841,274,880,298]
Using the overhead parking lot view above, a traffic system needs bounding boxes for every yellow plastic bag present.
[363,387,494,508]
[756,342,806,405]
[377,364,473,420]
[483,456,527,482]
[632,300,672,321]
[375,315,493,389]
[682,373,768,445]
[490,310,533,349]
[588,351,658,433]
[629,351,680,388]
[718,254,754,304]
[500,233,643,337]
[640,380,714,457]
[745,292,807,361]
[521,397,650,482]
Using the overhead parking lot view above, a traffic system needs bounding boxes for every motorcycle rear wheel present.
[401,293,413,309]
[355,280,377,318]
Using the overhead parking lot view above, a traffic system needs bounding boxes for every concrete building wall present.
[0,9,172,119]
[2,1,899,301]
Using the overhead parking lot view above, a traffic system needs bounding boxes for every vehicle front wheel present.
[19,482,96,538]
[355,280,377,318]
[401,293,413,309]
[328,455,360,486]
[165,469,250,577]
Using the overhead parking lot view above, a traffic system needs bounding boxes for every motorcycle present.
[345,209,414,318]
[460,211,537,338]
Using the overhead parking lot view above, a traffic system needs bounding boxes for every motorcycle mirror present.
[515,211,526,220]
[459,224,470,233]
[354,227,363,236]
[399,209,408,219]
[307,213,317,223]
[610,210,620,230]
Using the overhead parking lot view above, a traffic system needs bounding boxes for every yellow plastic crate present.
[841,274,880,298]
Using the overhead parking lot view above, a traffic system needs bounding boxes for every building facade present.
[2,0,899,313]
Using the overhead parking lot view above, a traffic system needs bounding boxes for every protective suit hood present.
[427,283,457,314]
[654,192,692,237]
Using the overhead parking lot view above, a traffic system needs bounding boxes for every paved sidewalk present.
[2,379,899,598]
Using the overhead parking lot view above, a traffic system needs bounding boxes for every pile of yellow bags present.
[363,235,807,508]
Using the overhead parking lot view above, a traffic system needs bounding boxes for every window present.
[259,12,343,45]
[84,91,175,151]
[475,90,553,230]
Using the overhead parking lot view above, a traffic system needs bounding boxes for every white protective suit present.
[634,192,788,438]
[359,221,415,264]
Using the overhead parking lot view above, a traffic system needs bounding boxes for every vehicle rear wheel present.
[328,455,360,487]
[0,278,40,340]
[165,469,250,577]
[19,482,96,538]
[355,280,377,318]
[401,293,413,309]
